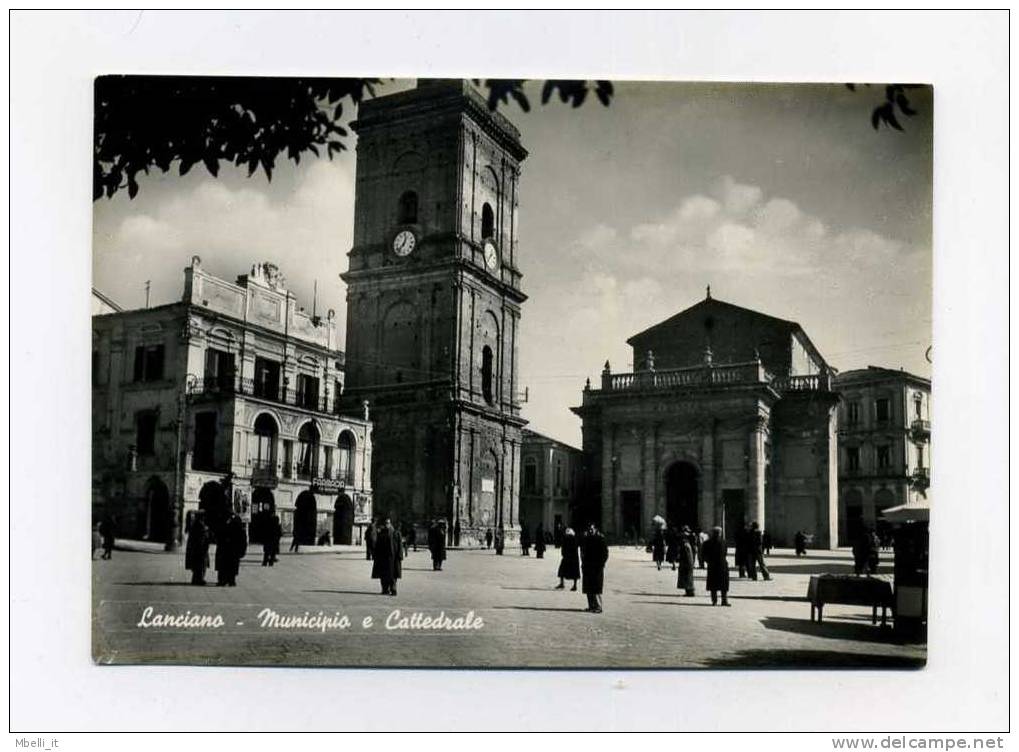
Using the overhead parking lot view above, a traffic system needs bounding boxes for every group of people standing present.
[551,524,608,613]
[733,521,771,581]
[184,510,248,586]
[852,527,882,575]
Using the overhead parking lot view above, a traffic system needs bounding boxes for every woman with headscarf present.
[702,526,731,606]
[555,527,581,591]
[651,526,666,570]
[185,511,210,585]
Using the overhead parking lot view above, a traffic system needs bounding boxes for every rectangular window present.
[847,401,860,425]
[296,374,320,410]
[282,440,293,479]
[204,348,235,391]
[193,411,217,471]
[917,445,924,469]
[846,446,860,471]
[914,397,923,418]
[523,461,537,493]
[133,344,165,382]
[877,445,891,469]
[875,398,891,423]
[254,357,281,400]
[333,379,343,414]
[136,411,157,456]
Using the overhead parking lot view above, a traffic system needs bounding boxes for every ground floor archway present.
[334,494,354,545]
[141,476,172,544]
[294,491,318,545]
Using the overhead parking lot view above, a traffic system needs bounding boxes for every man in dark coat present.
[580,523,609,613]
[364,520,376,561]
[746,522,771,581]
[407,524,418,552]
[99,514,117,559]
[494,525,505,555]
[520,524,531,556]
[794,530,808,557]
[676,526,696,596]
[762,530,773,556]
[556,527,581,590]
[485,528,493,549]
[428,520,447,571]
[703,526,731,606]
[262,513,282,567]
[453,520,461,548]
[734,524,748,578]
[371,517,401,595]
[392,525,405,592]
[534,524,547,559]
[215,512,247,587]
[185,512,210,585]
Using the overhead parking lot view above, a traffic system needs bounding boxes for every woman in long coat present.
[428,521,446,571]
[676,527,696,596]
[556,527,581,590]
[534,524,547,559]
[580,524,609,613]
[651,527,666,570]
[665,527,680,571]
[262,514,282,567]
[520,524,531,556]
[185,513,210,585]
[702,526,730,606]
[215,513,247,587]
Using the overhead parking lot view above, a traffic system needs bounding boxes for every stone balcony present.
[582,359,833,402]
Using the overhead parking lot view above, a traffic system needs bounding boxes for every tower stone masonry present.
[341,80,528,543]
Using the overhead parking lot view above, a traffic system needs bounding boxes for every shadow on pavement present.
[759,616,906,644]
[492,605,590,613]
[501,586,556,592]
[765,563,893,576]
[633,600,716,608]
[303,589,382,596]
[727,595,808,603]
[116,581,195,586]
[703,648,925,669]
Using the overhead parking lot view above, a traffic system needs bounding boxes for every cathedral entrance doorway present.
[620,490,642,542]
[665,462,699,530]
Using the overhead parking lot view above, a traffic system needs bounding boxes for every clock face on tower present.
[483,240,499,271]
[393,230,416,257]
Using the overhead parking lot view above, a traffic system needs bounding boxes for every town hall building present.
[572,291,840,548]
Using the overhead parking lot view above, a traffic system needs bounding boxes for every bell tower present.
[342,79,528,540]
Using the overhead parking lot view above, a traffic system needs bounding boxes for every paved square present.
[93,544,925,668]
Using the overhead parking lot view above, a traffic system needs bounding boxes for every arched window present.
[297,422,320,480]
[337,431,356,484]
[253,414,278,470]
[481,345,494,405]
[398,191,418,224]
[481,202,495,239]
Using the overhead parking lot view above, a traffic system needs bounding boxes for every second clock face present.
[393,230,416,257]
[483,240,499,270]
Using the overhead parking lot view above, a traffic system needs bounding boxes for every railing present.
[605,361,771,392]
[771,372,833,392]
[189,376,331,413]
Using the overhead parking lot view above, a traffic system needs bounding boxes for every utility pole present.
[145,280,151,308]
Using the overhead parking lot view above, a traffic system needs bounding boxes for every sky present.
[93,79,933,447]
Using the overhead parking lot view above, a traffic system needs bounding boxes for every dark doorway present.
[294,491,318,545]
[249,487,275,544]
[334,494,354,545]
[620,490,642,542]
[721,489,746,544]
[665,462,699,529]
[143,477,172,543]
[198,480,228,538]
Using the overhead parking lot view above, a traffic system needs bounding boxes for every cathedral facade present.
[341,80,528,540]
[572,293,840,549]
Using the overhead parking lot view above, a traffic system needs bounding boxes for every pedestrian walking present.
[99,513,116,560]
[408,524,418,552]
[556,527,581,590]
[677,526,696,596]
[428,520,447,571]
[852,528,873,575]
[371,516,401,596]
[868,529,881,574]
[651,526,666,570]
[697,529,707,569]
[289,532,300,553]
[703,526,731,606]
[364,520,376,561]
[215,512,247,587]
[762,530,773,556]
[580,523,609,613]
[794,530,807,557]
[520,524,531,556]
[485,528,493,549]
[262,513,282,567]
[746,522,771,581]
[185,512,210,585]
[534,524,546,559]
[735,524,748,578]
[665,526,679,571]
[494,525,505,555]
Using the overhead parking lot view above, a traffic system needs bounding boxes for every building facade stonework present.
[341,80,528,541]
[834,366,931,545]
[92,259,373,547]
[519,429,583,540]
[573,294,839,548]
